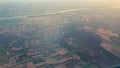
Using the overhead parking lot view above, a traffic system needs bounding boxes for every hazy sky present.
[0,0,120,3]
[0,0,120,7]
[0,0,120,2]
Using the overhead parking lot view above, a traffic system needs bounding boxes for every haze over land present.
[0,0,120,68]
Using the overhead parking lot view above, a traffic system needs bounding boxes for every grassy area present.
[33,58,45,64]
[83,62,97,68]
[0,58,6,66]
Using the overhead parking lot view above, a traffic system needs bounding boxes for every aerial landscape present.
[0,0,120,68]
